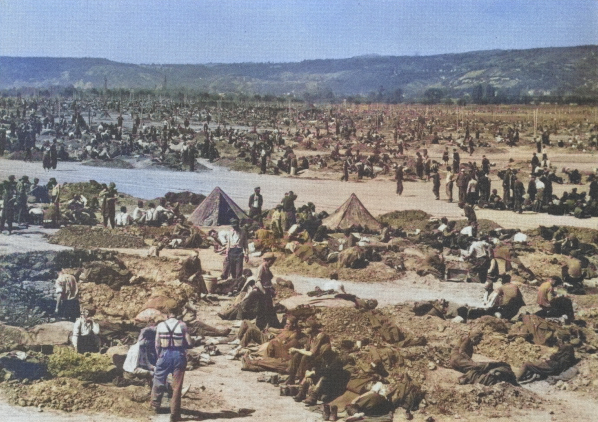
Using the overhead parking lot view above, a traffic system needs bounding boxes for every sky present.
[0,0,596,64]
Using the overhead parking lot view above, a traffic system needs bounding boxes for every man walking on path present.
[395,164,404,196]
[151,313,192,421]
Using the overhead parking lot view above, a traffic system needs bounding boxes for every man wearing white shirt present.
[115,206,133,227]
[72,309,100,353]
[132,200,146,224]
[221,218,248,279]
[463,237,491,284]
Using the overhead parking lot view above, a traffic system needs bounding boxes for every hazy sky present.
[0,0,596,63]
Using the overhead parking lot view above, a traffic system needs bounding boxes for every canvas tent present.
[188,187,251,226]
[322,193,382,232]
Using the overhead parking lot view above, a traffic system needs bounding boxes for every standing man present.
[151,312,192,421]
[0,177,17,235]
[481,155,490,175]
[395,163,404,196]
[445,166,455,203]
[221,218,249,280]
[281,191,297,229]
[452,148,460,173]
[50,139,58,170]
[99,182,117,228]
[502,169,512,208]
[15,175,31,228]
[0,127,6,156]
[341,159,349,182]
[187,142,197,172]
[248,187,263,224]
[513,177,525,214]
[432,170,441,200]
[456,169,469,204]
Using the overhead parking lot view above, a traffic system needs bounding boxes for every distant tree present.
[423,88,444,104]
[457,97,467,106]
[472,84,484,104]
[388,88,404,104]
[484,84,495,101]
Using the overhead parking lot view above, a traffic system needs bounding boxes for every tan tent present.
[322,193,382,232]
[188,187,251,226]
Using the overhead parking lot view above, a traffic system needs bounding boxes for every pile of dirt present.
[5,150,43,161]
[274,255,399,283]
[47,347,116,382]
[318,308,387,346]
[48,226,147,249]
[123,224,174,240]
[425,381,544,417]
[454,218,502,233]
[79,260,132,290]
[59,180,105,201]
[81,159,135,169]
[76,255,195,320]
[162,191,206,206]
[475,332,551,368]
[377,210,432,231]
[3,377,152,415]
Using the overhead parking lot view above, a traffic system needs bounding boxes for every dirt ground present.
[3,108,598,421]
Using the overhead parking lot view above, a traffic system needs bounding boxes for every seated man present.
[132,200,146,224]
[115,206,133,227]
[239,316,305,373]
[517,344,577,384]
[487,189,506,210]
[561,261,585,294]
[285,319,331,387]
[123,324,158,385]
[535,277,575,322]
[72,308,101,354]
[449,333,517,386]
[297,344,349,406]
[468,274,525,320]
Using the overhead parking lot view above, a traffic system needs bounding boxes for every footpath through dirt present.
[2,155,598,231]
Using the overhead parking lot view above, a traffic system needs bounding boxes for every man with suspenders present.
[151,312,192,421]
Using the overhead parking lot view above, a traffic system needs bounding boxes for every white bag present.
[123,342,140,373]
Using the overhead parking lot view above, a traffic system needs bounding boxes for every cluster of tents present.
[188,187,382,232]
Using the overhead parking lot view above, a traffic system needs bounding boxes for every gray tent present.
[188,187,251,226]
[322,193,382,232]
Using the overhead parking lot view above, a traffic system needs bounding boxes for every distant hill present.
[1,46,597,100]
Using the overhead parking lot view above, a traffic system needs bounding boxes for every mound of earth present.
[273,254,399,283]
[60,180,105,200]
[4,377,152,415]
[5,150,43,161]
[162,191,206,206]
[76,254,196,320]
[47,346,116,382]
[81,159,135,169]
[48,226,147,249]
[378,210,432,231]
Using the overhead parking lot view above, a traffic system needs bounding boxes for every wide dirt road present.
[1,151,597,231]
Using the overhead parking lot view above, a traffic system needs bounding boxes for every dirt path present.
[2,153,598,231]
[0,228,71,254]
